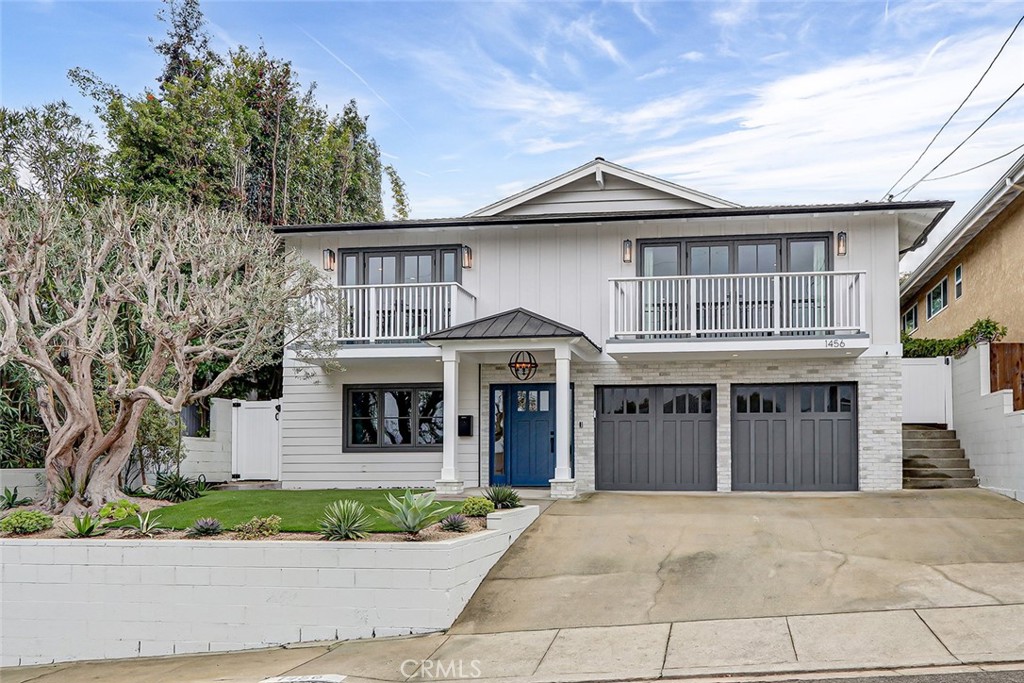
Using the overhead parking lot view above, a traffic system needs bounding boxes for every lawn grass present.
[115,489,463,533]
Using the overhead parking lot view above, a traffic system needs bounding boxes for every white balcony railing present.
[335,282,476,342]
[610,271,866,339]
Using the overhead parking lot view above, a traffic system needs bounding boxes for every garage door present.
[596,386,716,491]
[732,384,857,491]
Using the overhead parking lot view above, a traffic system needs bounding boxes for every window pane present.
[643,245,679,276]
[351,419,378,445]
[814,386,826,412]
[417,418,443,445]
[417,390,444,419]
[384,391,412,418]
[800,386,812,412]
[517,391,527,412]
[710,246,730,274]
[690,246,710,275]
[839,385,853,412]
[789,240,827,272]
[701,389,713,414]
[493,389,505,474]
[442,251,456,282]
[736,391,748,413]
[528,391,538,412]
[351,391,378,419]
[367,255,397,285]
[828,385,839,412]
[342,254,358,285]
[687,389,700,413]
[749,390,761,413]
[638,392,650,414]
[737,244,775,274]
[383,390,412,445]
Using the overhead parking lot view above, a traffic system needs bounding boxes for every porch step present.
[216,480,282,491]
[902,425,977,490]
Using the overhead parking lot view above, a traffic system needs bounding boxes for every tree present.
[0,197,339,512]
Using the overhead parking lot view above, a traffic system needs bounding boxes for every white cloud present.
[565,16,627,66]
[632,3,657,34]
[680,51,706,62]
[638,66,675,81]
[519,137,585,155]
[711,0,756,28]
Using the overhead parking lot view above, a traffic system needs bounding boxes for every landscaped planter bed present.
[0,505,539,667]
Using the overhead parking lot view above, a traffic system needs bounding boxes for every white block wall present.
[0,469,44,500]
[0,506,539,667]
[179,398,233,482]
[952,344,1024,500]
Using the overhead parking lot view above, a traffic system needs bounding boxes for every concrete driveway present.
[452,489,1024,634]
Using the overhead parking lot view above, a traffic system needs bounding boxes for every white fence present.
[337,282,477,342]
[0,506,539,666]
[902,357,953,425]
[610,271,866,338]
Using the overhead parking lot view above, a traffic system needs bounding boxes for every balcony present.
[608,271,868,358]
[334,282,477,343]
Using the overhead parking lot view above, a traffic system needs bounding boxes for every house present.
[900,153,1024,340]
[274,158,950,497]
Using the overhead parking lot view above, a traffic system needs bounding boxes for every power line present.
[894,79,1024,199]
[916,142,1024,183]
[881,12,1024,200]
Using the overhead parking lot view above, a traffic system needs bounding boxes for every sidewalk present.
[5,604,1024,683]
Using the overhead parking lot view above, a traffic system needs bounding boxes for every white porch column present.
[436,349,464,494]
[550,344,577,499]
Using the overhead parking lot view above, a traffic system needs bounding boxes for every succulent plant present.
[319,500,373,541]
[439,513,469,533]
[461,497,495,518]
[186,517,223,537]
[483,485,522,509]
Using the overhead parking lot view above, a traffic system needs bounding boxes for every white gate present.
[902,357,953,425]
[231,400,281,480]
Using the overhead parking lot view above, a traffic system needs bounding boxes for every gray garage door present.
[732,384,857,491]
[596,386,716,491]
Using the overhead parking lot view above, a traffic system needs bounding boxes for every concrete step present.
[216,480,281,491]
[901,428,957,440]
[902,447,967,459]
[903,478,979,489]
[903,457,972,469]
[902,437,962,450]
[903,467,976,479]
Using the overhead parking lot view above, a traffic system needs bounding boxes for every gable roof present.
[468,158,741,217]
[900,152,1024,307]
[422,308,593,345]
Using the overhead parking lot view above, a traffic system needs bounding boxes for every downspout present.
[478,363,483,488]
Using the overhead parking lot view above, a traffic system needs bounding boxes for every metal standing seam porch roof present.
[421,308,601,350]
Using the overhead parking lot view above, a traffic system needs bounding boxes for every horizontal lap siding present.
[280,360,479,489]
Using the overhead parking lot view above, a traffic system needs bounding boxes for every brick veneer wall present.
[479,355,903,492]
[0,507,539,667]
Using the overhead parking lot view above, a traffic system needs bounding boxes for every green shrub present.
[233,515,281,540]
[63,513,105,538]
[483,485,522,509]
[186,517,223,538]
[461,497,495,518]
[0,509,53,534]
[154,472,201,503]
[319,500,373,541]
[903,318,1007,359]
[373,490,455,536]
[1,486,33,510]
[440,513,469,533]
[98,499,141,521]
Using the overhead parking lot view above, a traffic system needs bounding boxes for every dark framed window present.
[337,245,463,286]
[345,384,443,450]
[954,264,963,299]
[637,233,831,276]
[926,279,948,320]
[902,305,918,334]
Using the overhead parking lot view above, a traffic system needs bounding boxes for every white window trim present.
[902,306,918,334]
[926,278,949,320]
[954,264,963,299]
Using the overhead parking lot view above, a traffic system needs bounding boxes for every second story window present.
[902,306,918,334]
[954,264,963,299]
[337,246,463,286]
[926,279,948,319]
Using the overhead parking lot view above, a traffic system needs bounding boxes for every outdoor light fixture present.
[322,249,336,272]
[508,350,539,381]
[836,231,848,257]
[462,245,473,269]
[622,239,633,263]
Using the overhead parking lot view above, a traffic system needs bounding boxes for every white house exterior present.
[276,159,951,498]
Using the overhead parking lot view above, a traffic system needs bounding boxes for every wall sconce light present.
[836,231,848,257]
[322,249,336,272]
[462,245,473,269]
[622,239,633,263]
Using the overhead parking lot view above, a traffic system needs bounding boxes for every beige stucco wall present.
[905,195,1024,341]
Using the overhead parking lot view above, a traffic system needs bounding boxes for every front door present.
[490,384,557,487]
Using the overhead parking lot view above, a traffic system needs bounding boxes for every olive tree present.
[0,197,337,513]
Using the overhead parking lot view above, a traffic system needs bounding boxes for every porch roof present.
[422,308,600,350]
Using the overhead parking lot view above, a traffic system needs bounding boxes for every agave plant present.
[439,513,469,533]
[374,490,455,537]
[63,513,106,538]
[1,486,33,511]
[126,511,165,537]
[186,517,223,538]
[320,500,373,541]
[154,473,200,503]
[483,485,522,509]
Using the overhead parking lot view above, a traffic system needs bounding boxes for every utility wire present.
[881,12,1024,200]
[915,141,1024,183]
[894,79,1024,199]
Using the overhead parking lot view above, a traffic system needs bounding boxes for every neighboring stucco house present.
[901,153,1024,340]
[275,158,950,497]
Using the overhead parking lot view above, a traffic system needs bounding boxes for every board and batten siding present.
[294,211,902,349]
[494,174,709,216]
[280,359,480,490]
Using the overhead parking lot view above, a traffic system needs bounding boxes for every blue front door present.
[490,384,556,487]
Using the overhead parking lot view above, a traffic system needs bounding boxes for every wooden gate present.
[990,343,1024,412]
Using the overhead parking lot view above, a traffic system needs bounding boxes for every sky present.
[3,0,1023,271]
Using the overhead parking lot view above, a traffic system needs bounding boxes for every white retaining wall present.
[0,506,539,667]
[951,343,1024,500]
[0,469,44,500]
[179,398,233,483]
